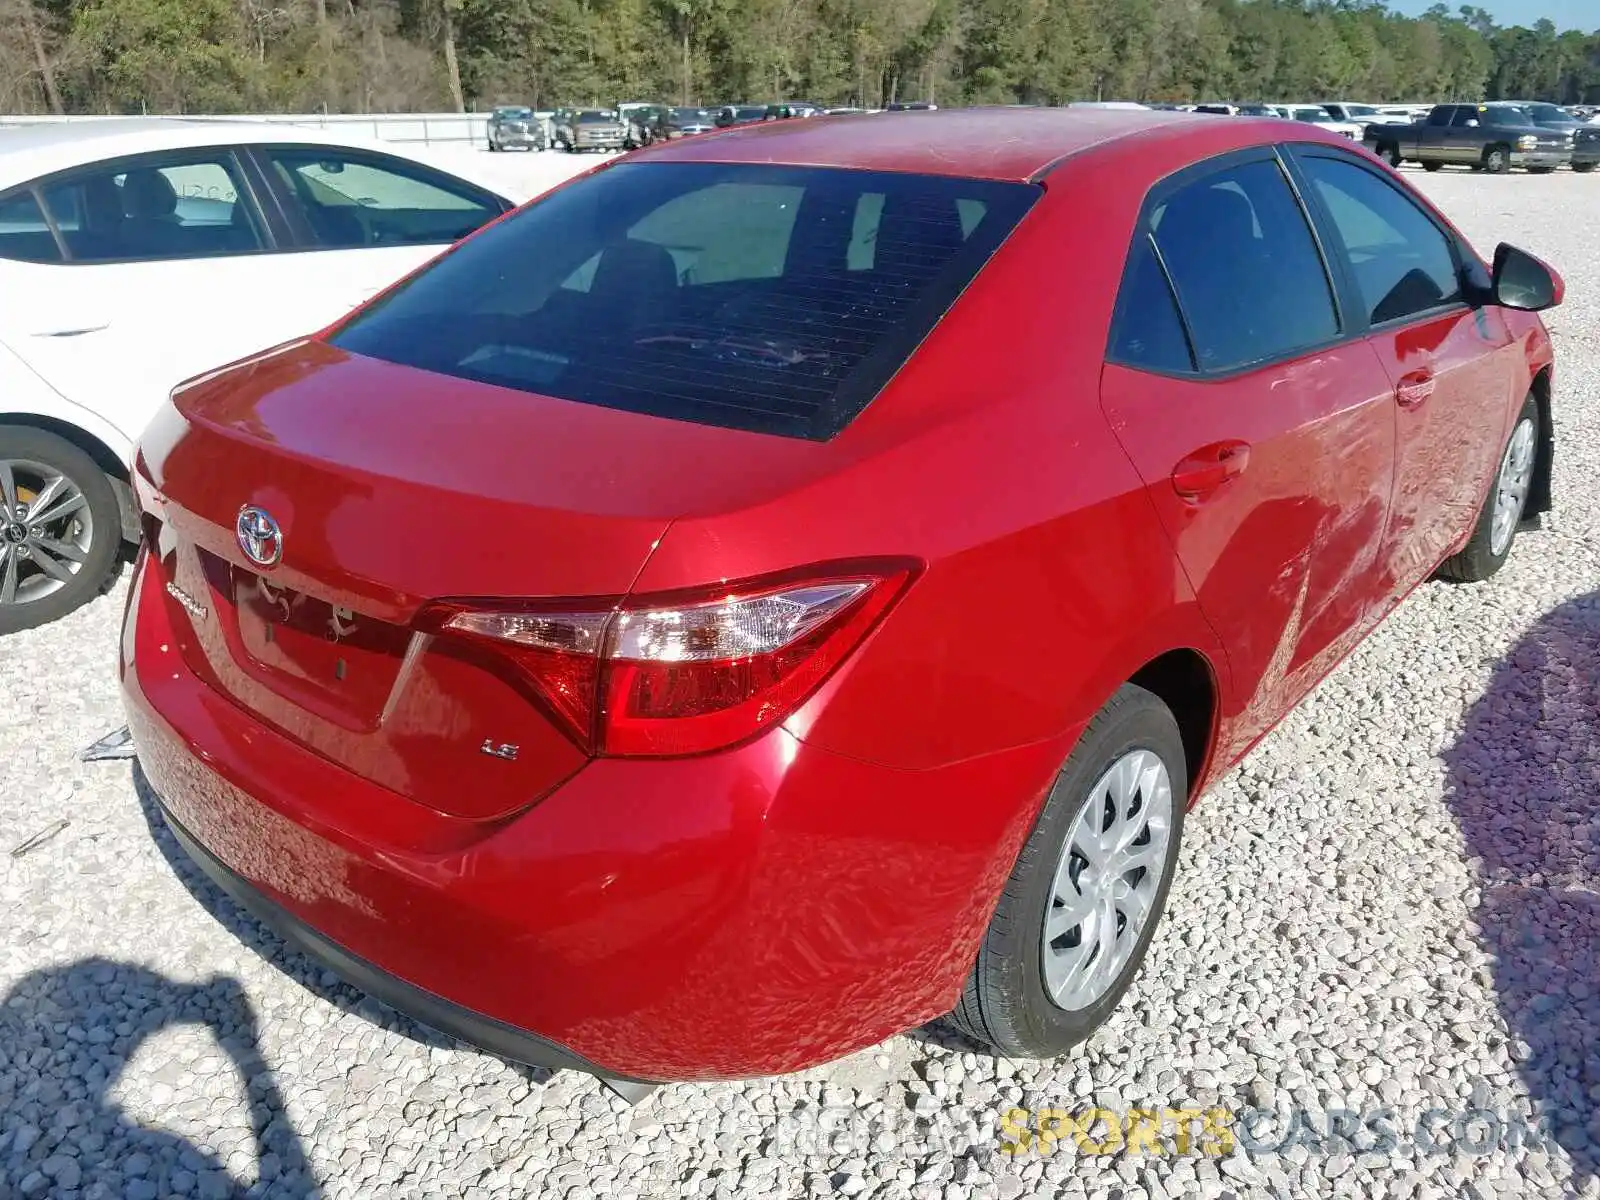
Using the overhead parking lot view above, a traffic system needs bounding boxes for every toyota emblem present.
[236,505,283,568]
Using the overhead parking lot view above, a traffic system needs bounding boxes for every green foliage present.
[69,0,260,112]
[2,0,1598,115]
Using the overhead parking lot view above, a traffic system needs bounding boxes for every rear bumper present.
[154,796,641,1079]
[122,550,1064,1081]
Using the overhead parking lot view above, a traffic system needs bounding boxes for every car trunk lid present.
[137,339,811,820]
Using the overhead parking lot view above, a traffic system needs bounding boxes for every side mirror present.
[1492,243,1564,312]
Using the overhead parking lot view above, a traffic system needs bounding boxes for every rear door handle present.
[1396,368,1436,409]
[1171,440,1251,502]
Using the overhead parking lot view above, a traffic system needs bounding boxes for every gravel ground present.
[3,165,1599,1200]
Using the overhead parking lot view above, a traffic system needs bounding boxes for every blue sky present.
[1387,0,1596,31]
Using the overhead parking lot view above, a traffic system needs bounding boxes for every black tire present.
[1483,144,1511,174]
[487,138,500,152]
[0,425,123,636]
[949,683,1187,1058]
[1380,143,1403,168]
[1437,393,1539,584]
[1527,165,1556,175]
[1422,161,1443,172]
[1574,162,1596,174]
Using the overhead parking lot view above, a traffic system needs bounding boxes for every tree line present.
[2,0,1598,118]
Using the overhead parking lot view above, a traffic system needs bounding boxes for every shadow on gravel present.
[0,959,318,1198]
[1444,590,1600,1190]
[129,765,557,1091]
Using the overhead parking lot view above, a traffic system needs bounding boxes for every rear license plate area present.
[232,568,409,710]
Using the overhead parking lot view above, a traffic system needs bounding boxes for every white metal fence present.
[0,112,501,148]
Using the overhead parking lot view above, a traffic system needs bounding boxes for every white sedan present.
[0,118,528,633]
[1276,105,1364,140]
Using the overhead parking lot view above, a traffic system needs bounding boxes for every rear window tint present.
[330,162,1038,439]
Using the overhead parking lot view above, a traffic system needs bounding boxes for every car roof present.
[0,117,516,197]
[628,106,1259,181]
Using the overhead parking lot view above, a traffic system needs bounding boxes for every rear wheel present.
[0,426,122,635]
[1527,165,1556,175]
[949,684,1186,1057]
[1422,160,1443,172]
[1574,162,1596,174]
[1438,394,1539,584]
[1483,145,1511,174]
[1380,143,1403,168]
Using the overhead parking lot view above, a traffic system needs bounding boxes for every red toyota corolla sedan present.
[122,108,1560,1086]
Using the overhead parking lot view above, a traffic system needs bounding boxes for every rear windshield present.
[331,162,1038,440]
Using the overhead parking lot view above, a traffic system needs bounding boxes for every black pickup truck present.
[1364,103,1573,174]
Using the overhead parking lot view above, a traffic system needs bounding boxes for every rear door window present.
[35,151,264,263]
[330,162,1038,439]
[1148,157,1338,372]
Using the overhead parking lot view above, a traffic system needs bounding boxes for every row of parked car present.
[1363,102,1600,175]
[485,100,934,152]
[1176,101,1427,125]
[1173,99,1600,174]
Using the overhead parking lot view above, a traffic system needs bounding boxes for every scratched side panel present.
[1100,344,1396,764]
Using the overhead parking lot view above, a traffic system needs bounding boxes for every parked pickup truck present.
[1365,103,1573,174]
[554,109,627,152]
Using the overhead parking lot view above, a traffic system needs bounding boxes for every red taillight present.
[428,562,915,757]
[438,606,612,748]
